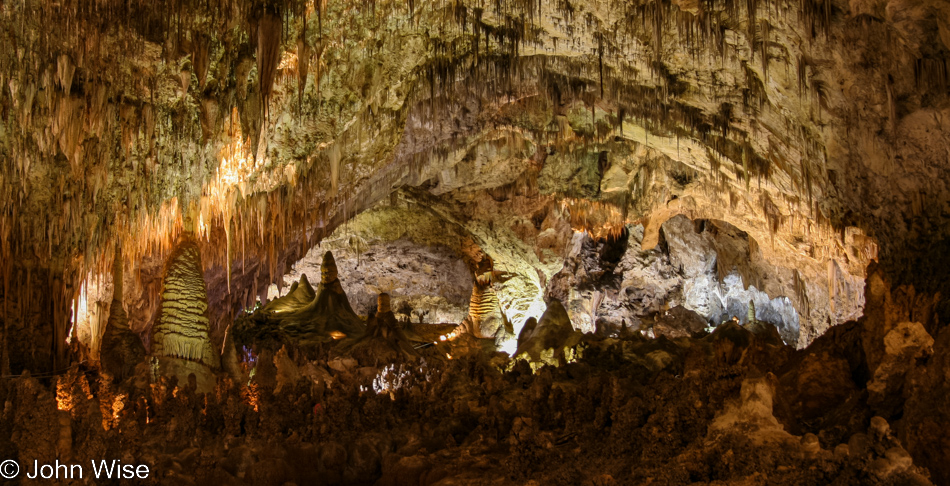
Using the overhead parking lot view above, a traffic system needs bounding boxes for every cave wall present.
[0,266,66,374]
[273,203,474,323]
[0,0,948,370]
[546,218,807,344]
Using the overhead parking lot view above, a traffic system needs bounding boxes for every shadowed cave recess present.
[1,0,950,483]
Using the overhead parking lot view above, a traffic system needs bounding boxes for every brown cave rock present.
[100,245,146,382]
[3,0,950,483]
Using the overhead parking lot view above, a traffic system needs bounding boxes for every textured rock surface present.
[236,251,365,347]
[268,205,844,352]
[150,238,220,392]
[100,246,146,382]
[867,321,933,407]
[1,1,950,485]
[514,299,582,366]
[151,239,219,368]
[547,216,817,346]
[4,277,945,485]
[901,326,950,485]
[11,0,947,370]
[277,204,474,324]
[270,200,832,354]
[463,281,511,343]
[652,305,708,339]
[336,293,420,365]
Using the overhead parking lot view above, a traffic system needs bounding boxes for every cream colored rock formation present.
[236,251,365,345]
[514,299,584,366]
[10,0,947,367]
[150,237,220,392]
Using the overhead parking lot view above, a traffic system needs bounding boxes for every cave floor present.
[2,319,943,486]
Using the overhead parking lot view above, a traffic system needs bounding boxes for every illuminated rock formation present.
[516,316,538,351]
[514,299,584,366]
[462,281,508,342]
[2,0,950,482]
[309,251,366,339]
[263,273,317,315]
[150,238,220,391]
[235,251,365,346]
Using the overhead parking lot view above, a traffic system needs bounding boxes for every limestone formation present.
[514,299,583,366]
[3,0,950,482]
[867,321,934,413]
[378,293,427,344]
[285,251,365,339]
[708,375,796,448]
[708,321,754,365]
[150,238,220,391]
[278,215,474,324]
[462,280,513,345]
[235,251,365,346]
[652,305,707,339]
[220,322,244,384]
[516,317,538,351]
[549,217,805,347]
[7,262,948,486]
[99,245,146,382]
[336,293,418,364]
[264,273,317,315]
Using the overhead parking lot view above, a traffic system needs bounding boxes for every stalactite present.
[914,58,947,97]
[258,2,284,120]
[329,143,341,196]
[793,269,810,317]
[297,30,311,112]
[827,259,836,315]
[0,0,896,376]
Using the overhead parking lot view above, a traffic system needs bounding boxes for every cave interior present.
[2,0,950,484]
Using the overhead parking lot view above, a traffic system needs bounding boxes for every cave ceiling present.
[1,0,950,356]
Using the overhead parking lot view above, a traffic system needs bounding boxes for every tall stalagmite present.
[100,245,146,381]
[151,237,220,391]
[463,280,512,344]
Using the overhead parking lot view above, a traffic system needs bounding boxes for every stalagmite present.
[99,245,146,382]
[150,236,220,392]
[220,322,244,384]
[1,0,949,482]
[516,316,538,351]
[462,279,511,344]
[234,251,364,346]
[514,299,583,367]
[336,293,419,364]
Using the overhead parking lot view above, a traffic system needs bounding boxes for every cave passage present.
[2,0,950,484]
